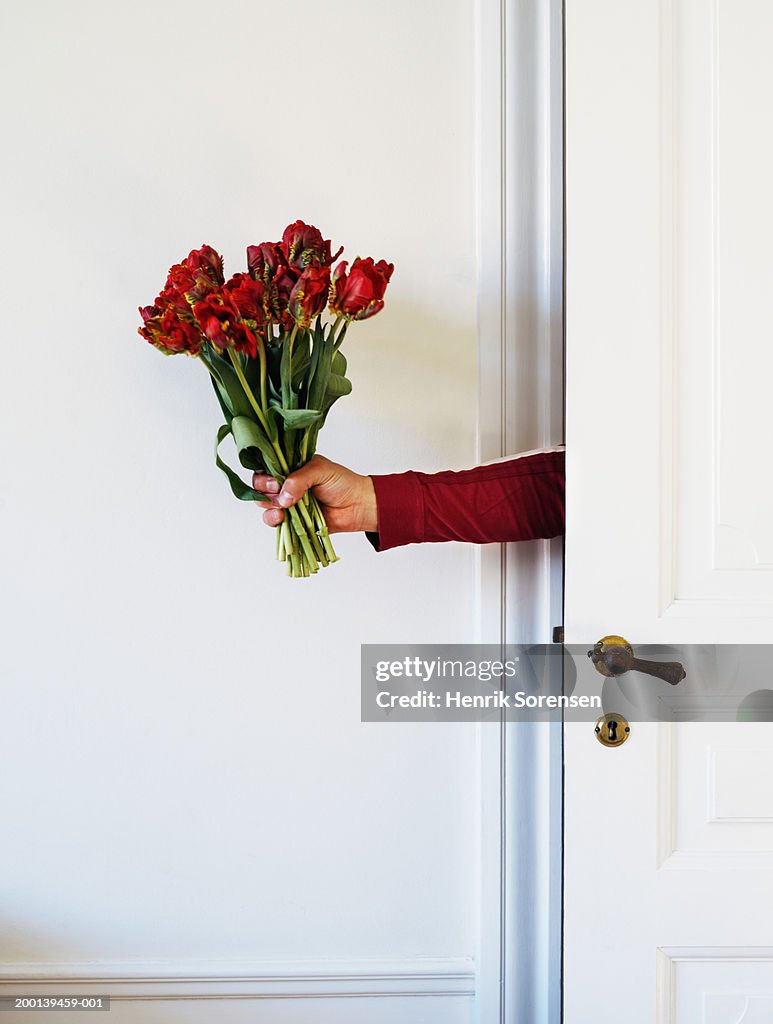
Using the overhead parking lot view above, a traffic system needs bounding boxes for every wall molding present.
[474,0,565,1021]
[0,957,475,1000]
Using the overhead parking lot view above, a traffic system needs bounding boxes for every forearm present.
[366,448,565,551]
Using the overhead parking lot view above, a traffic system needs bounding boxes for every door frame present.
[475,0,565,1020]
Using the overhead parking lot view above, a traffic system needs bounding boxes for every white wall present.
[0,2,480,1020]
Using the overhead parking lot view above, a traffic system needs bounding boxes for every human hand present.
[252,454,378,534]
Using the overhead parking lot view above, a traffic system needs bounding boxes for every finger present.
[262,507,285,527]
[276,457,332,508]
[252,473,280,494]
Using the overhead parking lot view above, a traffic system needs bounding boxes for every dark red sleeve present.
[365,448,565,551]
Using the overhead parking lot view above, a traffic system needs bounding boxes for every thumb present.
[275,457,331,508]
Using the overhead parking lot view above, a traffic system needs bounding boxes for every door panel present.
[663,957,773,1023]
[565,0,773,644]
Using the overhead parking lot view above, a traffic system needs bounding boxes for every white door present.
[565,0,773,1019]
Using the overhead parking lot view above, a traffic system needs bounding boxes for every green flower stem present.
[280,519,293,571]
[333,318,350,353]
[284,518,302,578]
[228,349,291,476]
[293,498,326,563]
[256,333,268,413]
[293,507,323,572]
[288,323,298,358]
[309,527,328,567]
[309,492,339,563]
[287,324,299,405]
[282,515,294,562]
[287,505,319,572]
[299,427,311,466]
[199,354,222,385]
[302,519,327,566]
[264,323,276,411]
[227,349,271,434]
[318,527,338,564]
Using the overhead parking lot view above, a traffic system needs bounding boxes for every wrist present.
[359,475,378,534]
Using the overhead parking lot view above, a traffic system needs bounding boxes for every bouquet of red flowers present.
[139,220,393,576]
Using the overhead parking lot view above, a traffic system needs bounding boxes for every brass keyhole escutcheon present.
[595,713,631,747]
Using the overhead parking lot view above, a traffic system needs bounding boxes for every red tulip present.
[329,257,393,321]
[163,245,224,304]
[192,291,258,359]
[270,267,300,331]
[180,244,225,285]
[224,273,266,326]
[246,241,299,329]
[280,220,343,270]
[138,307,204,356]
[149,281,191,316]
[288,265,331,326]
[247,241,284,282]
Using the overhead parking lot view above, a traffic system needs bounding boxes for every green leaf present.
[273,407,323,429]
[266,344,283,399]
[308,335,333,411]
[237,448,265,472]
[214,423,269,502]
[324,374,352,400]
[267,374,282,404]
[280,334,293,408]
[206,350,255,418]
[291,358,311,394]
[231,415,282,475]
[266,405,281,433]
[332,350,347,375]
[209,374,233,423]
[305,330,322,403]
[231,415,268,449]
[241,345,263,395]
[291,331,311,389]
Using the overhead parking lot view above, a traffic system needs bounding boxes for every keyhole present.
[595,714,630,747]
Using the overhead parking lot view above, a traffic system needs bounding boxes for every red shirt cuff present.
[365,471,424,551]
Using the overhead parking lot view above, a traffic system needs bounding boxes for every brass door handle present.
[588,635,686,687]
